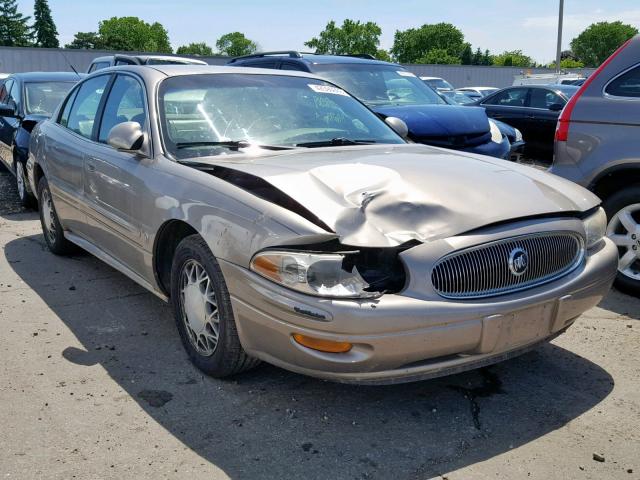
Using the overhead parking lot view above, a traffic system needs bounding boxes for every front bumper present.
[461,135,511,160]
[219,237,617,384]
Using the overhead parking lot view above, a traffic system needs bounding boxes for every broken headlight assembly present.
[250,248,406,298]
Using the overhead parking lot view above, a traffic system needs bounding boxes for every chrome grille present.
[431,232,584,299]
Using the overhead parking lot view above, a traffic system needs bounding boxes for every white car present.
[420,76,454,91]
[456,87,499,101]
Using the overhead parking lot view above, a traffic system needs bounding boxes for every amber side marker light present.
[292,334,353,353]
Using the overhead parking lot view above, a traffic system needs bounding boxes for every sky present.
[15,0,640,63]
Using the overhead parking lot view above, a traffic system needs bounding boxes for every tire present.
[170,234,260,377]
[37,176,75,256]
[16,161,36,209]
[602,185,640,296]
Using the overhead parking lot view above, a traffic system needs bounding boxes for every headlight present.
[250,251,377,298]
[583,207,607,249]
[489,119,503,143]
[514,128,523,143]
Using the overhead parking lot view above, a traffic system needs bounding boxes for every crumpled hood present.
[191,144,600,247]
[373,104,489,138]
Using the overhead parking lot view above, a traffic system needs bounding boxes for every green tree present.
[0,0,33,46]
[481,49,493,66]
[305,19,382,56]
[419,48,461,65]
[460,43,472,65]
[571,21,638,67]
[215,32,257,57]
[493,50,532,67]
[548,58,585,69]
[97,17,172,52]
[391,23,465,63]
[32,0,58,47]
[65,31,103,49]
[471,47,483,65]
[375,49,391,62]
[176,42,213,56]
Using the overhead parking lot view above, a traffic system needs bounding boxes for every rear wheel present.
[16,161,36,209]
[170,234,260,377]
[603,186,640,296]
[37,177,74,255]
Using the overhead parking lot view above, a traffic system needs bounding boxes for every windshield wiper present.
[295,138,378,148]
[175,140,294,151]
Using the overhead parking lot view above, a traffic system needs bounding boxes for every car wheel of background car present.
[37,177,75,256]
[603,186,640,296]
[15,161,36,209]
[170,234,260,377]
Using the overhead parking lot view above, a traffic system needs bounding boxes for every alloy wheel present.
[607,203,640,281]
[179,259,220,356]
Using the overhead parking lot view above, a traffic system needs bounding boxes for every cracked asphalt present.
[0,168,639,479]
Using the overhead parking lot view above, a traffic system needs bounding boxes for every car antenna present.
[59,50,81,78]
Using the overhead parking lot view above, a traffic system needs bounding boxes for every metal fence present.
[0,46,594,88]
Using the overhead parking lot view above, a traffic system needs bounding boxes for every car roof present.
[229,52,397,67]
[9,71,84,82]
[420,76,444,80]
[90,54,207,65]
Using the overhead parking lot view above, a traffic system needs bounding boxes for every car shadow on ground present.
[598,289,640,321]
[5,233,615,479]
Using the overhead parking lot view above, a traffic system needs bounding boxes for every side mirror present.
[384,116,409,139]
[107,121,145,151]
[0,102,18,118]
[549,103,563,112]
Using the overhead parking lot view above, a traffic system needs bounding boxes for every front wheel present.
[170,234,260,377]
[603,185,640,296]
[16,161,36,209]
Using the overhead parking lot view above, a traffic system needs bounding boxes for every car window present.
[9,79,21,105]
[605,65,640,98]
[313,64,447,107]
[115,59,135,66]
[529,89,564,109]
[0,79,12,103]
[98,75,146,143]
[24,82,75,116]
[66,75,110,139]
[243,60,278,69]
[158,73,404,159]
[59,87,79,127]
[281,62,306,72]
[89,61,111,73]
[484,88,528,107]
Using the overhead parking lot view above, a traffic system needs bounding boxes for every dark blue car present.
[0,72,83,207]
[227,52,511,159]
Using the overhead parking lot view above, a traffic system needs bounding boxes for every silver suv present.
[550,35,640,296]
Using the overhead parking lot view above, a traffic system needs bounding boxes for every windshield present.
[159,73,404,159]
[24,81,75,116]
[311,64,447,107]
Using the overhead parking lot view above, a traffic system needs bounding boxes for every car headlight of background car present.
[514,128,523,143]
[583,207,607,249]
[489,119,503,143]
[251,251,379,298]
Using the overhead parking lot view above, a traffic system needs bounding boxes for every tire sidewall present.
[602,185,640,296]
[37,177,66,254]
[170,236,237,374]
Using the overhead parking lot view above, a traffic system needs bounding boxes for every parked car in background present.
[455,86,499,100]
[87,54,207,73]
[419,76,454,91]
[28,65,617,383]
[550,35,640,296]
[0,72,82,207]
[472,84,578,159]
[228,52,510,159]
[438,90,476,104]
[513,73,584,86]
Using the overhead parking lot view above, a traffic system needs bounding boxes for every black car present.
[471,84,578,159]
[0,72,82,207]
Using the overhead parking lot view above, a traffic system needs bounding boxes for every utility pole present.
[555,0,564,73]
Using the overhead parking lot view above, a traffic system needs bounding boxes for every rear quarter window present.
[605,65,640,98]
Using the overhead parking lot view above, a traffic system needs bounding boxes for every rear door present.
[46,74,111,234]
[0,79,19,171]
[526,87,565,147]
[480,87,530,133]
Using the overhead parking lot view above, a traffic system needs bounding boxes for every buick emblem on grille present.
[508,247,529,276]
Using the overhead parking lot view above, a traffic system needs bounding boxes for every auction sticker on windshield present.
[308,84,349,96]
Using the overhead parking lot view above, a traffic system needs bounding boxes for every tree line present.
[0,0,637,68]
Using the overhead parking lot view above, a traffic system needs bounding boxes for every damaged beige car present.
[28,65,618,384]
